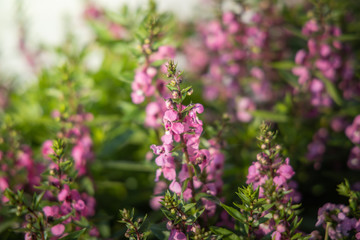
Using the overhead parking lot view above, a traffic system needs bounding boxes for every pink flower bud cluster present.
[186,8,285,122]
[246,128,301,237]
[0,145,43,204]
[38,111,98,238]
[316,203,360,239]
[150,103,206,188]
[292,19,359,107]
[247,156,300,202]
[150,92,225,216]
[131,46,175,105]
[345,115,360,170]
[43,111,95,176]
[42,184,97,237]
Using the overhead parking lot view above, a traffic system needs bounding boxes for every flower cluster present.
[245,123,302,238]
[42,111,95,176]
[292,19,359,107]
[315,180,360,239]
[150,61,224,218]
[185,2,286,122]
[0,123,43,204]
[5,139,97,239]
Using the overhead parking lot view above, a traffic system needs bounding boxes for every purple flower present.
[345,115,360,144]
[348,146,360,170]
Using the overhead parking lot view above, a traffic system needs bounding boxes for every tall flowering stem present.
[149,60,226,237]
[5,139,97,239]
[228,123,305,239]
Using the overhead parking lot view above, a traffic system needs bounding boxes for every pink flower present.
[348,146,360,170]
[295,49,307,65]
[169,229,186,240]
[236,97,255,122]
[58,185,70,202]
[292,66,309,85]
[41,140,54,160]
[169,181,182,194]
[51,224,65,236]
[271,231,282,240]
[0,177,9,191]
[302,20,319,36]
[43,206,59,218]
[345,115,360,144]
[150,46,176,63]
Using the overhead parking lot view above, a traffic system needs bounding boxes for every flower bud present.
[165,99,174,109]
[261,144,266,149]
[170,80,176,87]
[172,91,179,99]
[187,88,193,96]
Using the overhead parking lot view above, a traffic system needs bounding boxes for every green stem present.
[324,222,330,240]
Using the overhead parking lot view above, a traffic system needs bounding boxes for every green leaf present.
[59,228,87,240]
[52,211,74,225]
[336,34,360,41]
[221,203,245,222]
[166,84,178,92]
[60,160,73,172]
[181,104,195,114]
[81,177,95,196]
[151,59,166,67]
[195,193,221,205]
[181,178,190,193]
[271,61,296,70]
[34,191,45,209]
[209,226,241,240]
[0,219,17,234]
[315,71,342,106]
[186,207,205,225]
[150,222,170,239]
[183,203,196,213]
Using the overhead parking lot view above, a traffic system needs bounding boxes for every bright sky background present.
[0,0,200,81]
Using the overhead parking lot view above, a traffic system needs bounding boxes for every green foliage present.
[119,209,150,240]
